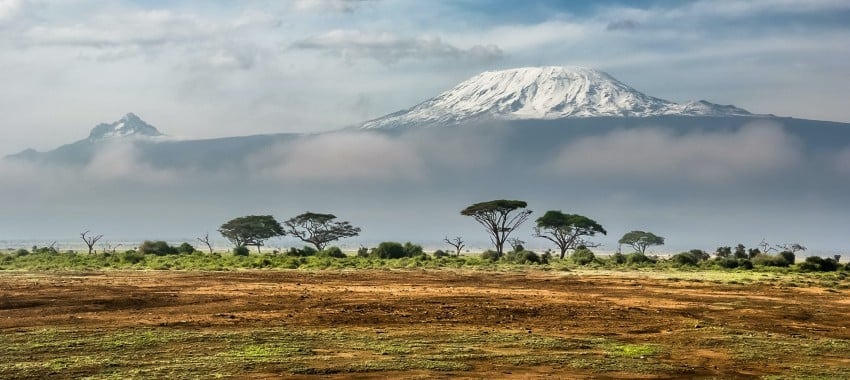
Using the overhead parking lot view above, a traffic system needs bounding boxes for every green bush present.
[372,242,405,259]
[714,257,740,269]
[14,249,29,257]
[317,247,346,258]
[480,250,500,261]
[799,256,839,272]
[287,246,318,257]
[671,252,700,267]
[433,250,450,258]
[505,250,541,264]
[119,250,145,264]
[138,241,178,256]
[570,248,596,265]
[625,252,655,265]
[176,242,195,254]
[403,242,425,257]
[779,250,796,265]
[357,247,370,257]
[610,252,626,264]
[752,253,790,267]
[232,246,250,256]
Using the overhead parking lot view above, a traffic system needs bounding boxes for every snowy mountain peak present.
[88,113,163,141]
[360,66,752,129]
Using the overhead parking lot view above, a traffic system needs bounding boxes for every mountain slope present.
[360,66,752,129]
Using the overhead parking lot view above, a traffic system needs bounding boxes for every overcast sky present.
[1,0,849,154]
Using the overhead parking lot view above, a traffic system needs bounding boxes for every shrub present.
[372,242,405,259]
[779,250,796,265]
[119,250,145,264]
[317,246,346,258]
[232,246,250,256]
[138,241,178,256]
[610,252,626,264]
[14,249,29,257]
[714,257,740,269]
[357,247,370,257]
[433,250,450,258]
[176,242,195,254]
[672,252,700,267]
[689,249,711,262]
[403,242,425,257]
[625,252,655,265]
[287,246,318,257]
[752,253,790,267]
[505,250,541,264]
[570,248,596,265]
[739,260,754,270]
[480,250,500,261]
[799,256,840,272]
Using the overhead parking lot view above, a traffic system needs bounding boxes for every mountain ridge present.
[360,66,753,129]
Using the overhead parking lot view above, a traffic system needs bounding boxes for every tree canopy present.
[534,210,606,259]
[218,215,284,252]
[461,199,531,257]
[618,230,664,254]
[283,212,361,251]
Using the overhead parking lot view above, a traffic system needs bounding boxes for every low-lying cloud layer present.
[548,123,802,183]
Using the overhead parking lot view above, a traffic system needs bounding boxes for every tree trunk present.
[560,246,568,260]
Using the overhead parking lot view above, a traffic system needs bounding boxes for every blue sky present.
[1,0,849,153]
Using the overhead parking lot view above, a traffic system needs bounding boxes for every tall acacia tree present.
[283,212,361,251]
[218,215,284,253]
[534,211,607,259]
[461,199,532,257]
[618,230,664,255]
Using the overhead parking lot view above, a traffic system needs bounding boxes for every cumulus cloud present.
[547,123,802,183]
[248,132,425,182]
[292,30,503,64]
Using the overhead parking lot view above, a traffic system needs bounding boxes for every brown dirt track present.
[1,269,849,379]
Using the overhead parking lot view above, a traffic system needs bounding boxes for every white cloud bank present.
[547,123,802,183]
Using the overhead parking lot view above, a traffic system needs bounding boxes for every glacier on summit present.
[360,66,752,129]
[87,113,163,141]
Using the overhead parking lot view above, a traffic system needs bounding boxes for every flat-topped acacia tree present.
[461,200,532,257]
[534,211,607,259]
[283,212,361,251]
[618,230,665,255]
[218,215,284,253]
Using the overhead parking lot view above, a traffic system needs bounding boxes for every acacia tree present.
[444,236,465,256]
[218,215,284,253]
[80,230,103,254]
[534,211,607,259]
[460,199,532,257]
[618,230,664,255]
[283,212,361,251]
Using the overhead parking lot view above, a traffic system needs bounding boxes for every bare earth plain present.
[1,269,849,379]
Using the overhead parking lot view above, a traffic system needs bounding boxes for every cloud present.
[547,123,802,183]
[833,146,850,177]
[292,30,503,64]
[248,132,424,182]
[291,0,375,13]
[0,0,21,21]
[606,19,639,31]
[84,142,177,184]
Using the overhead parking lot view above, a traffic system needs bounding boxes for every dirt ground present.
[1,269,849,379]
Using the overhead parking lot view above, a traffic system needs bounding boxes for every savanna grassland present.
[2,265,850,379]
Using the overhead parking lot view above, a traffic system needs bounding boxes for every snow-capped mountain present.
[88,113,163,141]
[360,66,752,129]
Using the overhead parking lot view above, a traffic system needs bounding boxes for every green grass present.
[0,327,696,378]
